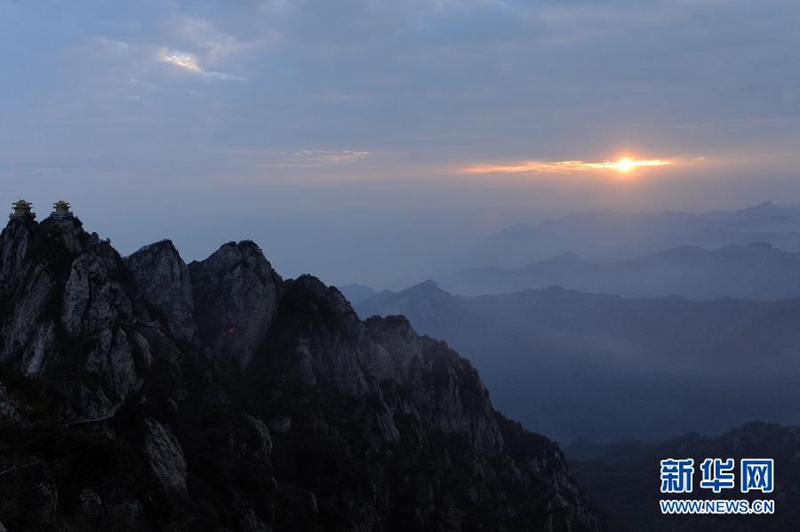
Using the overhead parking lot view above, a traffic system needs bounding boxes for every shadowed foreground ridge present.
[0,214,601,531]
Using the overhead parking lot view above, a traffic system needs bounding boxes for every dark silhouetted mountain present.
[356,282,800,443]
[454,201,800,270]
[440,243,800,300]
[335,283,376,305]
[0,215,601,531]
[567,421,800,531]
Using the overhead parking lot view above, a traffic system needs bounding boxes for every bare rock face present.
[189,241,282,368]
[241,413,273,463]
[0,217,150,419]
[143,418,188,494]
[0,218,35,291]
[127,240,197,342]
[259,275,398,395]
[365,314,503,453]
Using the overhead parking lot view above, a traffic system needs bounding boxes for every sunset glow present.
[464,157,673,175]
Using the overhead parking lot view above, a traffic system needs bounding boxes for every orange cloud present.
[463,157,673,175]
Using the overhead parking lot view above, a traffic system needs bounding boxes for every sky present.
[1,0,800,287]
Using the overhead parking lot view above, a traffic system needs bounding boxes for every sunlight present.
[463,156,673,176]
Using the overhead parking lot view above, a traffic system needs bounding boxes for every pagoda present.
[10,199,35,220]
[51,200,74,220]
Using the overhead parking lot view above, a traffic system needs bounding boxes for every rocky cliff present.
[0,215,601,531]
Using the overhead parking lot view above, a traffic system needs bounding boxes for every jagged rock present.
[242,413,273,462]
[0,382,19,423]
[143,417,188,493]
[190,241,282,368]
[260,275,398,396]
[0,218,146,419]
[62,252,134,336]
[1,263,60,374]
[0,218,35,290]
[127,240,197,342]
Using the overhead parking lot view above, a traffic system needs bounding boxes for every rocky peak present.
[126,240,197,342]
[253,273,395,394]
[0,214,87,289]
[0,217,157,419]
[0,218,36,290]
[189,240,282,369]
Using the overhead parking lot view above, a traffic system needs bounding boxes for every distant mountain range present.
[451,201,800,271]
[336,283,376,305]
[356,281,800,443]
[567,421,800,531]
[439,242,800,300]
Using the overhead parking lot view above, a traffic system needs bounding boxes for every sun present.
[606,156,672,174]
[615,157,635,173]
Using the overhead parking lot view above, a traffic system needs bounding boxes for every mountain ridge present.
[439,242,800,300]
[451,201,800,272]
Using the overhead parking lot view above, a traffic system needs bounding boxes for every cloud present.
[159,50,202,73]
[156,47,247,80]
[79,15,267,87]
[463,157,675,175]
[256,150,371,168]
[167,15,279,65]
[151,15,275,81]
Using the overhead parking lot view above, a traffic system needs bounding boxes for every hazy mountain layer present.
[441,243,800,300]
[357,282,800,443]
[0,215,600,531]
[453,201,800,271]
[567,421,800,531]
[336,283,377,305]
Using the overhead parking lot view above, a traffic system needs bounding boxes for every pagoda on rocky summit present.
[51,200,74,220]
[10,199,35,220]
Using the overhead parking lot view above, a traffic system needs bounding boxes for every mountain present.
[335,283,377,305]
[356,282,800,443]
[567,421,800,531]
[440,243,800,300]
[0,213,601,531]
[453,201,800,271]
